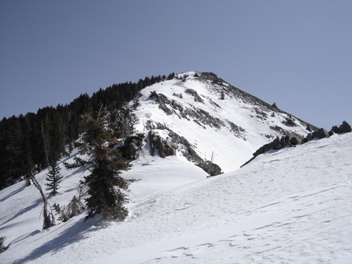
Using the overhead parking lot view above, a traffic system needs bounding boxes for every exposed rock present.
[330,121,352,134]
[227,120,247,140]
[148,131,176,158]
[147,128,223,176]
[340,121,352,132]
[184,107,225,129]
[290,136,301,145]
[283,117,297,127]
[252,137,280,157]
[120,134,144,160]
[312,128,329,139]
[242,135,301,167]
[149,91,173,115]
[167,130,204,164]
[185,89,204,103]
[196,161,222,177]
[306,133,313,141]
[272,137,284,150]
[242,120,351,168]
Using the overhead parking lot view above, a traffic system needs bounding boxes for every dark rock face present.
[290,136,301,145]
[148,131,176,158]
[241,121,351,168]
[312,128,329,139]
[146,127,223,176]
[196,161,222,177]
[330,121,352,134]
[120,134,144,160]
[185,89,204,103]
[227,120,247,140]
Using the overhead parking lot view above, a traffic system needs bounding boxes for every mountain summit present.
[131,71,316,172]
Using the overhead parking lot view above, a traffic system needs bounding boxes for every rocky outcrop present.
[329,121,352,135]
[196,161,222,177]
[148,130,176,158]
[146,127,223,176]
[185,89,204,103]
[120,134,144,160]
[312,128,329,139]
[241,121,352,168]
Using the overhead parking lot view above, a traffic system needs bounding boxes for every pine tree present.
[45,160,63,196]
[76,107,131,220]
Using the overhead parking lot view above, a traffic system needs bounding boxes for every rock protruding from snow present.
[196,160,222,176]
[312,128,329,139]
[329,120,352,135]
[148,130,176,158]
[120,134,145,160]
[242,121,352,167]
[134,71,318,171]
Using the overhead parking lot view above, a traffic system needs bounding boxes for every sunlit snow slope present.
[133,72,315,172]
[1,132,351,264]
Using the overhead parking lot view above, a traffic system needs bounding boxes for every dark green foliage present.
[45,160,63,196]
[110,104,138,138]
[0,73,170,189]
[73,109,131,221]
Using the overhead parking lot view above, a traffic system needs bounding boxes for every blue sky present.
[0,0,351,129]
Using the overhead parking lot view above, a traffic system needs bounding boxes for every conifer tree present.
[76,107,131,220]
[45,160,63,196]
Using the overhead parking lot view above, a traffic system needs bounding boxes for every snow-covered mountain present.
[132,71,316,172]
[1,71,351,264]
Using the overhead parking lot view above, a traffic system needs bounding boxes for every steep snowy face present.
[133,71,315,172]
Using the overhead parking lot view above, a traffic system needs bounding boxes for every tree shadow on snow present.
[0,198,42,228]
[12,217,104,264]
[0,184,26,203]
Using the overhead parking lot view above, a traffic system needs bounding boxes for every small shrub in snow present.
[53,196,85,222]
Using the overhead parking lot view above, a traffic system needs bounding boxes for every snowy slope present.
[1,131,351,264]
[133,72,314,172]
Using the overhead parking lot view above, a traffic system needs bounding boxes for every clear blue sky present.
[1,0,351,129]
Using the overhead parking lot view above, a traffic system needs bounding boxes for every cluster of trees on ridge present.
[0,73,176,189]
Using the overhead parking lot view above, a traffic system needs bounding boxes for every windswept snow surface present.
[1,132,352,263]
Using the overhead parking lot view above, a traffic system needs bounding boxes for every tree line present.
[0,73,175,189]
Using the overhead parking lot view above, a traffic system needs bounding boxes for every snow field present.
[1,133,351,263]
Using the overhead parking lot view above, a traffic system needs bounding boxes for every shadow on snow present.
[12,217,104,264]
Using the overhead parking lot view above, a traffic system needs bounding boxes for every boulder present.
[339,121,352,133]
[290,136,301,145]
[148,131,176,158]
[312,128,329,139]
[197,161,222,176]
[120,135,144,160]
[330,121,352,134]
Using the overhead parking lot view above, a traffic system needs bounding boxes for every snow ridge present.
[133,71,314,172]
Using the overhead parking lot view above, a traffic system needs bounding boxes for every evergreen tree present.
[45,160,63,196]
[77,108,131,220]
[0,72,170,189]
